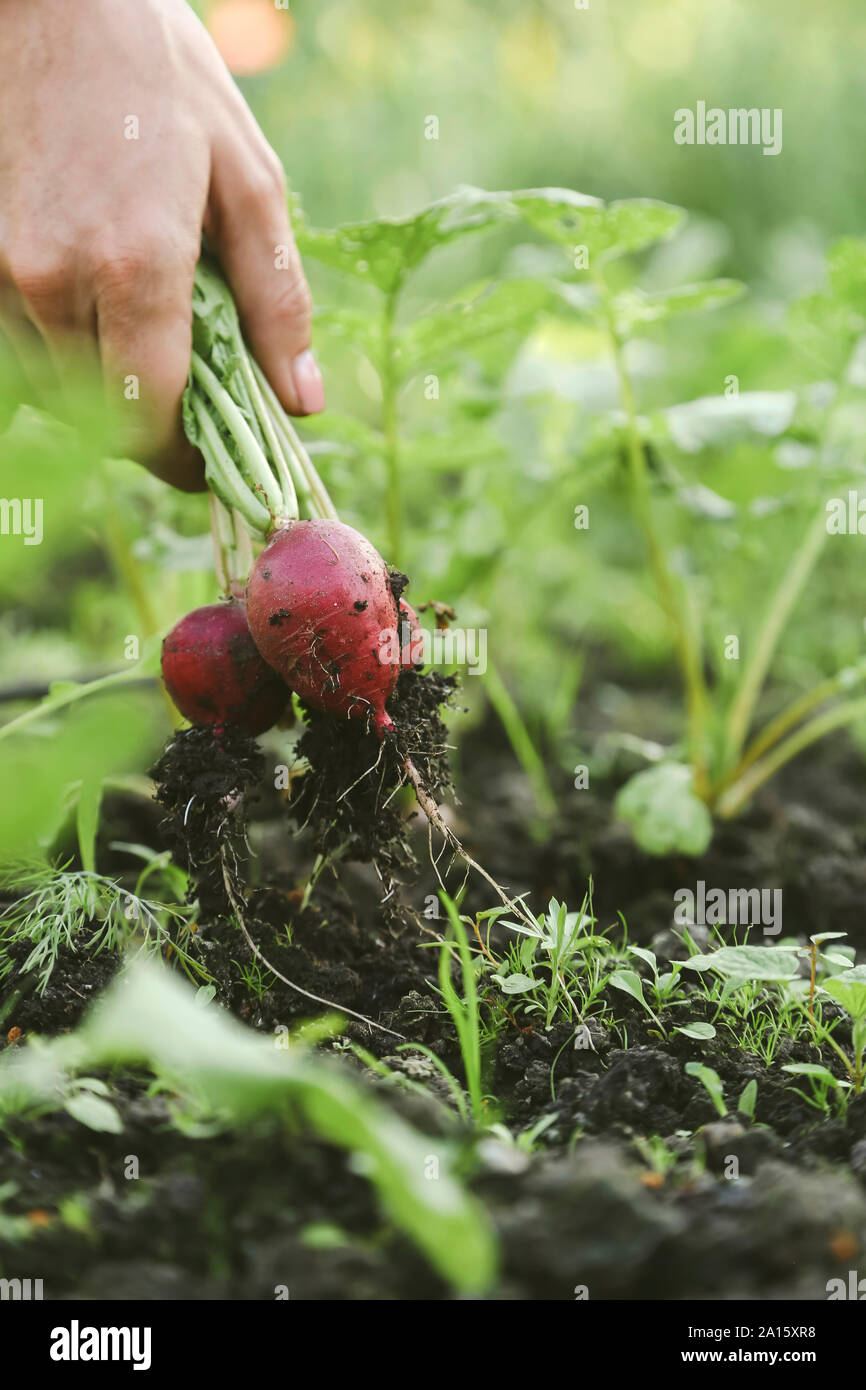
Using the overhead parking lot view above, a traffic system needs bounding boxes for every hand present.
[0,0,323,490]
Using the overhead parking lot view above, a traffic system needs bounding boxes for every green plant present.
[781,1063,850,1119]
[685,1061,728,1118]
[504,190,866,850]
[434,894,490,1124]
[297,189,544,566]
[0,861,204,996]
[633,1133,680,1179]
[813,966,866,1095]
[492,892,600,1028]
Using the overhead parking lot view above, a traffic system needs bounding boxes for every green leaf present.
[75,777,103,876]
[504,187,602,249]
[400,279,555,377]
[737,1079,758,1119]
[827,237,866,318]
[297,187,512,295]
[782,1063,846,1088]
[788,292,861,374]
[607,970,665,1032]
[81,960,496,1291]
[491,972,539,995]
[682,945,801,982]
[607,969,647,1006]
[614,762,713,856]
[685,1061,727,1117]
[64,1091,123,1134]
[510,189,685,262]
[300,411,384,463]
[612,279,744,335]
[402,422,507,475]
[676,1022,716,1041]
[314,307,384,369]
[628,946,657,974]
[822,966,866,1021]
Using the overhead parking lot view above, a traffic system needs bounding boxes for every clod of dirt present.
[151,724,264,911]
[289,668,457,896]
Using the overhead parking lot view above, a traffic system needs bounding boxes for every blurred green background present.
[3,0,866,858]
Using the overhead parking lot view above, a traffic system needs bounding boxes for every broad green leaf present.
[505,187,602,249]
[511,189,685,262]
[607,969,647,1006]
[607,970,664,1031]
[614,762,713,856]
[676,1022,716,1041]
[64,1091,123,1134]
[613,279,744,335]
[400,279,556,378]
[491,972,539,995]
[822,967,866,1021]
[629,946,657,974]
[682,945,800,982]
[0,694,155,860]
[297,187,512,294]
[664,391,796,453]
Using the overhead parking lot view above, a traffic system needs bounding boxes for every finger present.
[205,142,324,416]
[92,240,205,492]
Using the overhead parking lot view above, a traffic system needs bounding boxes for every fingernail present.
[291,349,325,414]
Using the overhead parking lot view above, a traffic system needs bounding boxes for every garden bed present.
[3,674,866,1302]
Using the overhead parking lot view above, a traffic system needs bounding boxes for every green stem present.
[250,362,338,521]
[724,506,828,765]
[716,696,866,819]
[191,353,285,522]
[482,661,557,819]
[382,290,402,566]
[0,665,150,743]
[719,657,866,792]
[190,395,271,534]
[236,352,299,520]
[594,271,710,793]
[209,494,234,593]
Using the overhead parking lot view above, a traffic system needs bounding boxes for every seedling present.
[495,892,598,1028]
[685,1061,728,1118]
[0,861,203,996]
[781,1064,851,1118]
[813,966,866,1094]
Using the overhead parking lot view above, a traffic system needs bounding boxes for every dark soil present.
[3,677,866,1300]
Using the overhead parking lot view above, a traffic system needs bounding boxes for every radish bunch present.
[157,259,519,928]
[161,521,411,741]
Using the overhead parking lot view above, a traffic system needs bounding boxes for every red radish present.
[161,600,288,735]
[246,518,401,738]
[398,599,424,669]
